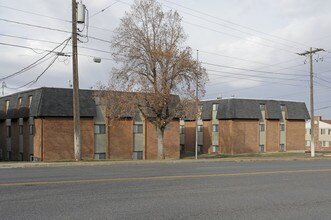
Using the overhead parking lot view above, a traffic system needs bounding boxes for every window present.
[5,100,9,112]
[180,144,185,153]
[19,153,23,161]
[321,129,326,135]
[306,140,311,147]
[0,149,2,160]
[212,124,218,132]
[7,151,11,161]
[212,145,219,153]
[279,144,285,152]
[306,129,311,135]
[180,125,184,134]
[322,141,329,148]
[198,145,203,153]
[280,124,285,131]
[212,103,219,111]
[19,125,23,135]
[259,145,265,152]
[329,129,331,135]
[94,124,106,134]
[29,125,34,135]
[17,97,22,109]
[28,96,32,108]
[280,105,285,111]
[6,126,11,137]
[259,124,265,132]
[133,124,143,133]
[197,125,203,132]
[260,104,266,111]
[94,153,106,160]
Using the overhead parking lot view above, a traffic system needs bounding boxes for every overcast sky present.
[0,0,330,117]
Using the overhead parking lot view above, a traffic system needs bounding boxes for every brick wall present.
[203,120,212,154]
[286,120,305,151]
[145,120,180,159]
[34,117,94,161]
[220,119,259,154]
[266,120,280,152]
[183,121,196,152]
[108,119,133,160]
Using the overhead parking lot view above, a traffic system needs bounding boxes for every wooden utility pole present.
[195,50,199,160]
[298,48,325,158]
[72,0,81,160]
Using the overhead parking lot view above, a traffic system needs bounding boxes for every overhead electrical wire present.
[0,37,71,82]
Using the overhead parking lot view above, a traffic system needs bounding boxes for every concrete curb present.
[1,156,331,169]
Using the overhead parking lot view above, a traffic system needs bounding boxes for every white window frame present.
[94,124,106,134]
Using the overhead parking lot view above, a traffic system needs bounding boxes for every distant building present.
[305,116,331,151]
[181,98,310,154]
[0,87,179,161]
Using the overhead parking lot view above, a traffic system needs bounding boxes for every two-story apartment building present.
[0,87,179,161]
[306,116,331,151]
[180,98,310,154]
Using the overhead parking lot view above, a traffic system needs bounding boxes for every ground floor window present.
[198,145,203,153]
[279,144,285,152]
[94,153,106,160]
[322,141,329,148]
[305,141,311,147]
[259,145,265,152]
[133,151,143,160]
[180,144,185,153]
[212,145,219,153]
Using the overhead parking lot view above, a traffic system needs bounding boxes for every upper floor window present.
[212,103,219,111]
[180,125,184,134]
[197,125,203,132]
[260,104,266,111]
[321,129,326,135]
[280,105,285,111]
[133,124,143,134]
[259,124,265,132]
[5,100,9,112]
[6,126,11,137]
[280,124,285,131]
[28,96,33,108]
[306,129,311,134]
[17,97,22,109]
[94,124,106,134]
[212,124,219,132]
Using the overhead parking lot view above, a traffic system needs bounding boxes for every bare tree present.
[99,0,207,159]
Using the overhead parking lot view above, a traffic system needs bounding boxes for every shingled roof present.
[199,98,309,120]
[0,87,96,119]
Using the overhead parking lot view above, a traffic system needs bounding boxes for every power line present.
[163,0,310,48]
[203,62,307,76]
[0,37,71,82]
[0,33,113,54]
[91,1,121,18]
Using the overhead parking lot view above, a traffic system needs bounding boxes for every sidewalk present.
[1,155,331,169]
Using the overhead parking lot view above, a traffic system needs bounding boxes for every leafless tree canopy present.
[98,0,207,159]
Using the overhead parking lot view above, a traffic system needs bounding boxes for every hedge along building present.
[0,87,179,161]
[180,98,310,154]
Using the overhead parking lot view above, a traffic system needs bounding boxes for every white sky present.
[0,0,330,117]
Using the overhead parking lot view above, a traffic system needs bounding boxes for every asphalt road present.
[1,159,331,220]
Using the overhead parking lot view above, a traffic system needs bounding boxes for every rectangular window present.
[180,144,185,153]
[321,129,326,135]
[259,124,265,132]
[17,97,22,109]
[19,125,23,135]
[0,149,2,160]
[306,129,311,134]
[29,125,34,135]
[94,124,106,134]
[28,96,33,108]
[212,103,219,111]
[133,124,143,133]
[259,145,265,152]
[212,145,219,153]
[322,141,329,148]
[212,124,218,132]
[7,151,11,161]
[197,125,203,132]
[329,129,331,135]
[306,140,311,147]
[180,125,184,134]
[260,104,266,111]
[5,100,9,112]
[279,144,285,152]
[6,126,11,137]
[280,105,285,111]
[198,145,203,153]
[280,124,285,131]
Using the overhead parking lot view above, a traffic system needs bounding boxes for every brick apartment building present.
[305,116,331,151]
[0,87,179,161]
[180,98,310,154]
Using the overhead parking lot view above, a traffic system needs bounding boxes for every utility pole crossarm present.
[297,48,325,56]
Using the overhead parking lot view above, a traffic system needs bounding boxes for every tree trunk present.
[156,126,165,159]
